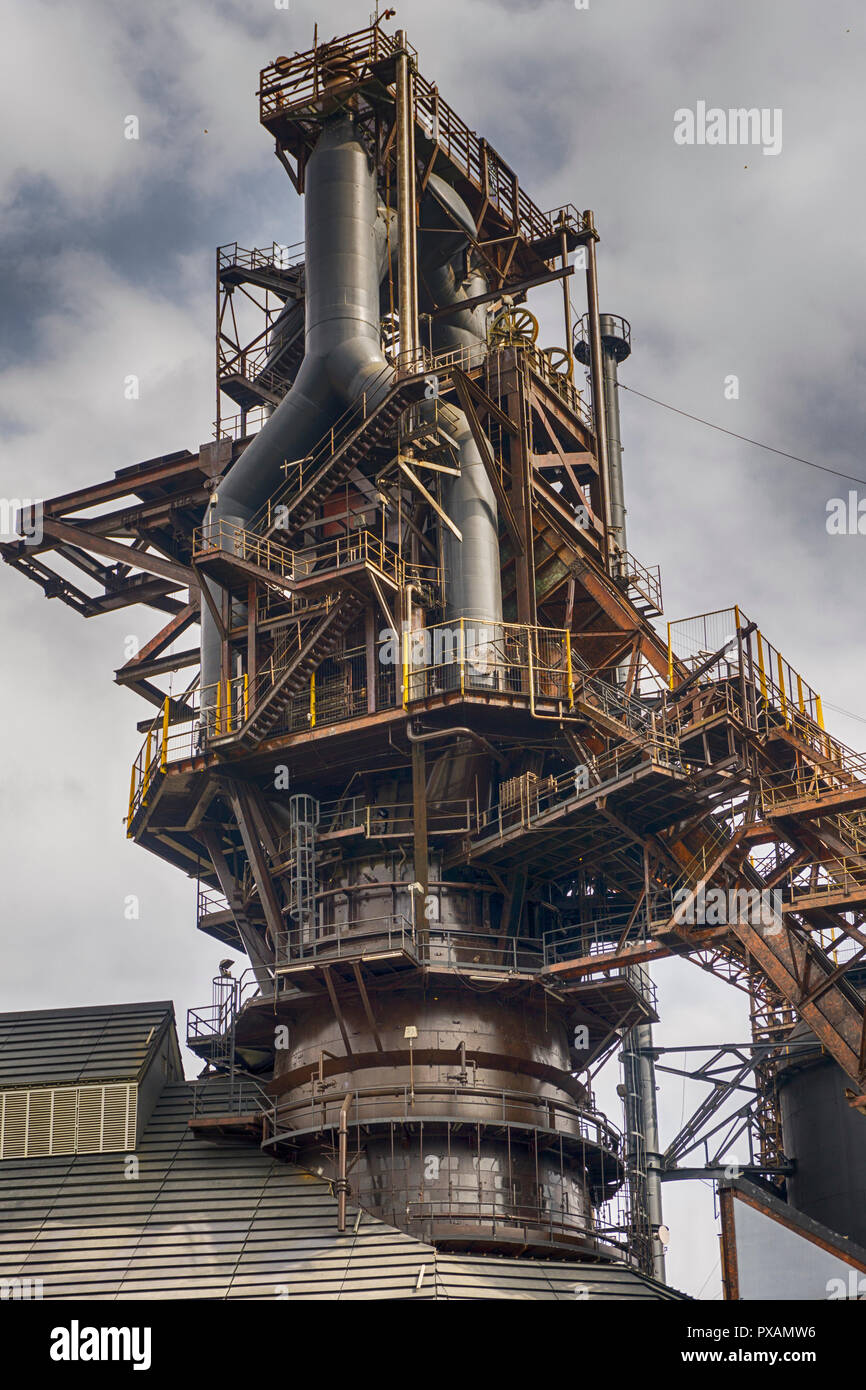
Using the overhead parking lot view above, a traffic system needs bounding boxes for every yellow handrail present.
[142,729,153,805]
[160,698,170,771]
[126,763,137,838]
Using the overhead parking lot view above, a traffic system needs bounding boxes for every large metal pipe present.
[405,719,507,769]
[419,175,502,628]
[622,1027,666,1283]
[202,112,393,695]
[395,30,421,372]
[581,211,612,565]
[336,1090,353,1232]
[599,314,631,552]
[576,289,663,1282]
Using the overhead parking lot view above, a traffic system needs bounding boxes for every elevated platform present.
[258,23,585,289]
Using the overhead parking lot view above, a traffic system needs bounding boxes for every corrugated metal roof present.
[431,1254,683,1300]
[0,1073,686,1300]
[0,1001,175,1089]
[0,1080,429,1299]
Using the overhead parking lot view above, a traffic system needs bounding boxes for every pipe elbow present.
[324,337,392,407]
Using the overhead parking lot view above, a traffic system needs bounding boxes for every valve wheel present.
[542,347,573,380]
[490,306,539,346]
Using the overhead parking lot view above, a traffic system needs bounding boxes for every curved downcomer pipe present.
[202,130,503,699]
[202,113,393,696]
[420,174,503,630]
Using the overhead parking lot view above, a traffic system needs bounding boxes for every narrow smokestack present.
[599,314,632,552]
[575,311,631,553]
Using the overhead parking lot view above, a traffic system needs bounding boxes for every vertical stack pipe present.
[599,314,632,553]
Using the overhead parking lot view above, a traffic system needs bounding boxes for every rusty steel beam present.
[229,786,285,948]
[452,372,523,554]
[41,518,196,590]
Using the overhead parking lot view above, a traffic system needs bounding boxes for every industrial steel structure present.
[4,20,866,1294]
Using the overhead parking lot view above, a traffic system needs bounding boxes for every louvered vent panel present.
[0,1092,27,1159]
[101,1085,132,1152]
[126,1085,138,1146]
[26,1091,52,1157]
[0,1084,138,1158]
[50,1088,77,1154]
[76,1087,103,1153]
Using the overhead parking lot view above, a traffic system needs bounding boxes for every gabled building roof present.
[0,1001,179,1090]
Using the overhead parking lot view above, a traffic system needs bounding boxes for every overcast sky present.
[1,0,863,1300]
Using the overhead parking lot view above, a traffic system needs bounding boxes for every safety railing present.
[189,1077,272,1122]
[256,581,342,629]
[126,676,249,824]
[759,756,866,815]
[782,858,866,908]
[126,685,204,831]
[668,814,742,900]
[675,668,863,796]
[214,406,269,440]
[273,914,416,965]
[542,922,660,1008]
[667,607,824,731]
[274,795,474,854]
[197,675,249,742]
[197,882,230,925]
[612,550,663,616]
[508,339,592,426]
[474,736,681,847]
[245,641,376,741]
[571,663,663,737]
[594,728,683,779]
[218,339,298,404]
[188,904,665,1017]
[218,240,304,278]
[196,639,399,752]
[277,920,545,974]
[248,362,400,536]
[259,22,417,119]
[126,723,163,832]
[401,1192,628,1250]
[127,621,680,824]
[193,519,406,592]
[267,1080,622,1151]
[186,968,263,1047]
[677,677,746,733]
[273,916,549,975]
[403,619,573,709]
[422,342,483,378]
[836,811,866,857]
[424,928,544,974]
[259,23,574,261]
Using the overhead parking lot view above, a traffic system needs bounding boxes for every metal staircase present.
[238,590,365,747]
[254,375,427,540]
